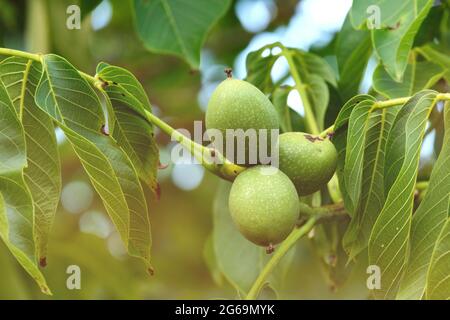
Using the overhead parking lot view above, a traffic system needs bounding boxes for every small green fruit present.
[205,78,278,165]
[228,166,299,247]
[278,132,338,196]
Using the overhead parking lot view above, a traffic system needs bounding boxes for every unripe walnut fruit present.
[278,132,338,196]
[228,166,299,246]
[205,79,278,166]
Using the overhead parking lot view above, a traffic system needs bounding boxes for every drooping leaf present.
[343,99,375,208]
[0,57,61,264]
[132,0,231,68]
[373,60,445,98]
[35,54,153,270]
[332,94,375,215]
[0,79,50,294]
[368,90,438,299]
[343,107,400,259]
[96,62,159,192]
[350,0,434,81]
[398,102,450,299]
[336,13,372,100]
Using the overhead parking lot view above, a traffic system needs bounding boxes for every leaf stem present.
[281,46,320,135]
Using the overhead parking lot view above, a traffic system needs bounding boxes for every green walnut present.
[205,78,278,166]
[228,166,299,247]
[278,132,338,196]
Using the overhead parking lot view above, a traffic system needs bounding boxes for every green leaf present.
[343,107,400,259]
[35,54,153,270]
[305,74,329,131]
[426,217,450,300]
[271,85,293,133]
[212,182,295,296]
[398,102,450,299]
[289,49,336,130]
[291,49,337,88]
[336,13,372,100]
[350,0,434,81]
[0,79,50,294]
[0,57,61,264]
[96,62,159,192]
[368,90,437,299]
[133,0,231,68]
[332,95,375,214]
[343,99,376,208]
[416,44,450,83]
[373,60,445,98]
[245,42,283,92]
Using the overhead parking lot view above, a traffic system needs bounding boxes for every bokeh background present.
[0,0,438,299]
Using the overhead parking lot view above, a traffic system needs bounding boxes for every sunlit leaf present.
[0,79,50,294]
[96,62,159,192]
[35,54,153,270]
[0,57,61,264]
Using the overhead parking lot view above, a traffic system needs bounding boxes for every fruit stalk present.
[245,216,318,300]
[142,109,245,181]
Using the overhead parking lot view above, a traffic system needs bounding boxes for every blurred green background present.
[0,0,375,299]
